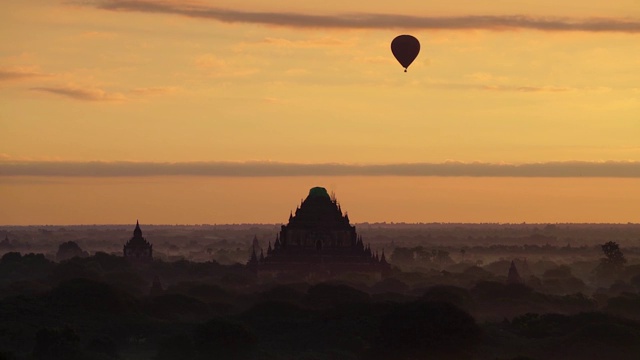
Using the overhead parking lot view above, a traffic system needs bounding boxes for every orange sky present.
[1,1,639,224]
[2,176,639,225]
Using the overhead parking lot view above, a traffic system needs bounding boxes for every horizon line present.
[1,221,639,227]
[1,160,640,178]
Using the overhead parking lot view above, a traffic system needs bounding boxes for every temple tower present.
[123,220,153,263]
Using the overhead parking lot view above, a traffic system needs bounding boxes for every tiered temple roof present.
[123,220,153,262]
[248,187,389,277]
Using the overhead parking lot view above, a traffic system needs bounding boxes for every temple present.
[123,221,153,263]
[507,260,523,285]
[248,187,389,278]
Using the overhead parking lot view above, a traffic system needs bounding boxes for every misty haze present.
[2,186,640,359]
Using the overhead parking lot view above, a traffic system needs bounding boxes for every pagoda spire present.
[380,250,388,264]
[252,235,260,253]
[133,220,142,238]
[274,234,281,250]
[507,260,522,285]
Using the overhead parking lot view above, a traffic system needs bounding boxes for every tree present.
[596,241,627,281]
[601,241,626,268]
[56,241,88,262]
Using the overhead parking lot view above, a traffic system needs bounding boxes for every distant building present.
[248,187,389,279]
[123,221,153,262]
[251,235,262,255]
[0,235,12,251]
[507,260,523,285]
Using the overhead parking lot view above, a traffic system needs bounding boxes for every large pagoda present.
[248,187,389,278]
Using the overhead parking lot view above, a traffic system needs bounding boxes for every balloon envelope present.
[391,35,420,71]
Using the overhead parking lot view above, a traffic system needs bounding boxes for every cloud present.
[0,66,48,81]
[480,85,572,92]
[194,54,227,69]
[353,56,394,65]
[130,86,179,95]
[1,161,639,178]
[262,37,351,48]
[87,1,640,33]
[424,81,574,93]
[283,68,309,76]
[79,31,118,39]
[30,85,127,101]
[193,54,259,78]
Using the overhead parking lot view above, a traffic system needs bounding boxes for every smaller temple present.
[123,221,153,263]
[0,234,12,251]
[507,260,523,285]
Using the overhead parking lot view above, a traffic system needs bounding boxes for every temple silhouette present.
[248,187,389,278]
[123,220,153,263]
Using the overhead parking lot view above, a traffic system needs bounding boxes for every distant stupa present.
[248,187,389,278]
[507,260,523,285]
[251,235,262,254]
[123,220,153,263]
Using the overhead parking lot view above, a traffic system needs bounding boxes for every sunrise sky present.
[1,0,639,224]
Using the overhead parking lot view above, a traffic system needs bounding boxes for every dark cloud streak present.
[30,86,126,101]
[1,161,639,178]
[89,1,640,32]
[0,69,46,81]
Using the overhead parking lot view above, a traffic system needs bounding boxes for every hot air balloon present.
[391,35,420,72]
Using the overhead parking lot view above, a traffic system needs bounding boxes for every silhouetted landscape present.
[2,209,639,359]
[4,0,640,359]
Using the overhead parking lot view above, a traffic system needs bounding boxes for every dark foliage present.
[56,241,88,262]
[0,351,17,360]
[473,281,534,300]
[146,294,210,321]
[602,242,627,267]
[371,301,481,359]
[87,336,119,358]
[154,334,195,360]
[254,284,306,304]
[0,253,53,286]
[33,327,80,360]
[605,293,640,320]
[422,285,474,311]
[46,278,138,315]
[193,318,256,359]
[304,283,370,308]
[596,241,627,281]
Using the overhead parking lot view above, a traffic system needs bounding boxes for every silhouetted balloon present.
[391,35,420,72]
